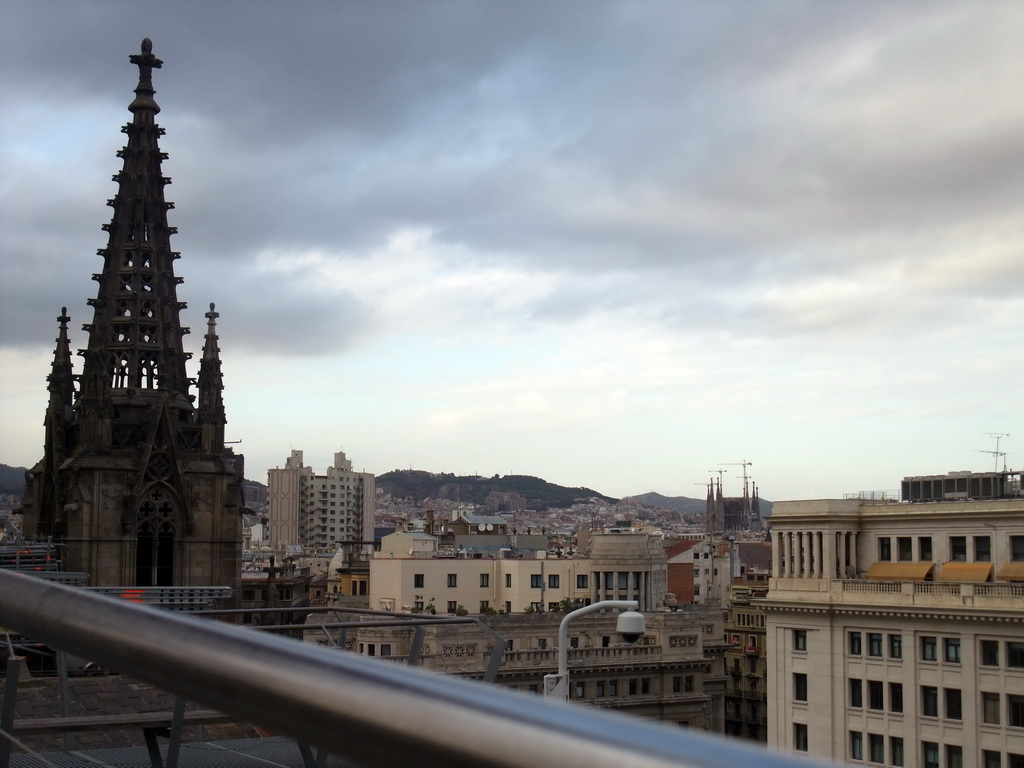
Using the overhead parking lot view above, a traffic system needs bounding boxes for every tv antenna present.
[980,432,1010,472]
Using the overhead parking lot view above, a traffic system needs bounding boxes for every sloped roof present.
[664,539,700,558]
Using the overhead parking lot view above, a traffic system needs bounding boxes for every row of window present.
[984,751,1024,768]
[794,726,904,764]
[803,733,1023,768]
[793,673,905,714]
[849,731,902,765]
[848,678,904,713]
[844,736,1016,768]
[878,535,932,562]
[847,631,904,659]
[919,686,962,720]
[571,675,695,699]
[358,642,393,657]
[804,629,1024,668]
[412,573,590,589]
[981,692,1024,727]
[838,681,1024,725]
[877,534,1024,563]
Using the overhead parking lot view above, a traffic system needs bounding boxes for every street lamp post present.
[543,600,644,701]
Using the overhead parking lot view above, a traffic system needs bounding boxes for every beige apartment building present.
[267,450,374,551]
[723,583,768,742]
[765,472,1024,768]
[370,528,668,614]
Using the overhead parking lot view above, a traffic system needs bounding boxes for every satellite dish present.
[478,523,486,532]
[486,523,494,531]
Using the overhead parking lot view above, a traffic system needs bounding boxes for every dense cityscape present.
[4,8,1024,768]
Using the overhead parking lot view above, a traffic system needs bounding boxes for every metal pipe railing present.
[0,571,822,768]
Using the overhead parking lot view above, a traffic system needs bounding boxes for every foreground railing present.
[0,571,825,768]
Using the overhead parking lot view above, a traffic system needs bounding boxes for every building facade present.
[21,40,242,591]
[765,476,1024,767]
[723,583,768,742]
[267,450,374,551]
[370,530,669,615]
[348,607,729,731]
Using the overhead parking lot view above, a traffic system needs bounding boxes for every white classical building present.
[267,450,374,551]
[765,472,1024,768]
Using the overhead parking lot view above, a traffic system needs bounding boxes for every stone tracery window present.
[136,485,176,586]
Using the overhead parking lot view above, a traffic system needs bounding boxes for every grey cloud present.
[6,0,1024,350]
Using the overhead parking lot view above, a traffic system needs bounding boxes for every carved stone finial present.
[129,38,163,114]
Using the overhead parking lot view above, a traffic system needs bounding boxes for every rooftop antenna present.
[980,433,1010,472]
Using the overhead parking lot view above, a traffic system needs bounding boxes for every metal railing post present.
[165,696,187,768]
[0,654,22,768]
[56,650,71,752]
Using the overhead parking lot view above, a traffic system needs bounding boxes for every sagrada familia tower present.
[22,40,242,592]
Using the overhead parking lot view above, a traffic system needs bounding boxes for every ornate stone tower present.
[22,40,242,592]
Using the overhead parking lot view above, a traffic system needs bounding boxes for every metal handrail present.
[0,571,824,768]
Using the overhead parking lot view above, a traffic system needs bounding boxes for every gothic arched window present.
[136,486,176,586]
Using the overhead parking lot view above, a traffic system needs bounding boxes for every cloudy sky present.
[3,2,1024,501]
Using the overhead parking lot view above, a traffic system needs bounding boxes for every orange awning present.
[997,563,1024,582]
[937,562,992,583]
[865,562,935,581]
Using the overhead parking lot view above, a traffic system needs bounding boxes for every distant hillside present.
[0,464,28,496]
[377,470,616,510]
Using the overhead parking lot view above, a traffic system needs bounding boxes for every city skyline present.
[3,3,1024,501]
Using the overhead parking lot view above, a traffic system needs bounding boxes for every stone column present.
[813,532,823,578]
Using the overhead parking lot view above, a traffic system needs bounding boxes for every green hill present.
[377,470,616,510]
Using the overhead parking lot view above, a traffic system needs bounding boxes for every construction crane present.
[718,460,752,495]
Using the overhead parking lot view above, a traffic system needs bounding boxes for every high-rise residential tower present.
[268,450,375,551]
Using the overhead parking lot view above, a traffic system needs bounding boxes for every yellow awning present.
[937,562,992,583]
[997,563,1024,582]
[865,562,935,581]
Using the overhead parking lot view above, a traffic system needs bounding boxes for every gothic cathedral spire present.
[23,40,242,595]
